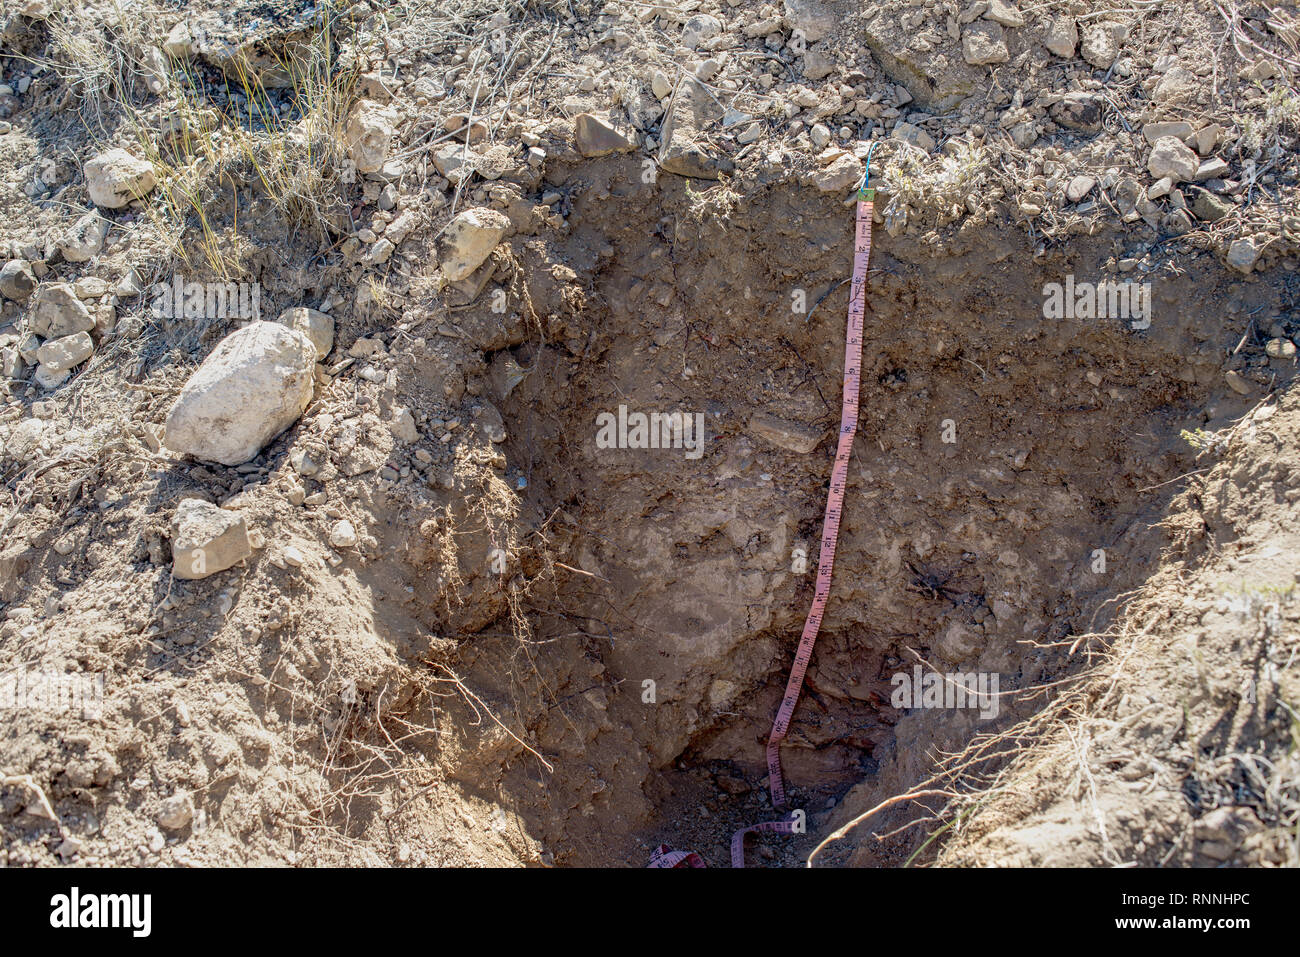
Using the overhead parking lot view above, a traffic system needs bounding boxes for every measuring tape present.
[652,147,876,869]
[648,844,706,868]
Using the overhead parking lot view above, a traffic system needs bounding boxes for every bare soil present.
[1,0,1298,868]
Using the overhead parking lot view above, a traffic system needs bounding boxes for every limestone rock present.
[277,306,334,359]
[1043,16,1078,57]
[384,209,418,245]
[1080,23,1119,69]
[1147,136,1199,182]
[439,208,509,282]
[1190,188,1232,222]
[748,413,823,453]
[681,13,721,48]
[1266,338,1296,359]
[1146,176,1173,200]
[1141,121,1194,144]
[0,260,35,301]
[1065,174,1096,202]
[801,48,836,81]
[1224,370,1252,394]
[163,321,317,465]
[1225,237,1261,274]
[431,142,474,180]
[389,407,419,443]
[983,0,1024,28]
[1195,158,1230,181]
[162,21,194,58]
[16,332,40,364]
[806,152,862,192]
[170,499,251,580]
[864,18,977,108]
[1194,125,1222,155]
[573,113,635,157]
[783,0,836,43]
[157,791,195,830]
[35,331,93,373]
[344,100,397,174]
[57,211,107,263]
[84,149,157,209]
[34,365,69,390]
[1153,67,1198,105]
[1,346,24,380]
[74,276,110,298]
[892,121,935,152]
[30,283,95,339]
[962,22,1009,65]
[744,16,785,39]
[329,520,358,549]
[1194,806,1262,861]
[658,78,733,179]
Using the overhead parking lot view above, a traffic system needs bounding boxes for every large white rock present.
[163,321,316,465]
[1080,23,1119,68]
[34,365,69,390]
[1226,237,1262,274]
[162,22,195,58]
[84,148,157,209]
[439,208,509,281]
[681,13,721,49]
[783,0,836,42]
[1043,15,1078,57]
[963,22,1010,65]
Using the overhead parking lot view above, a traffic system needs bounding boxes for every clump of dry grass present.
[35,1,361,276]
[137,12,361,275]
[37,0,162,126]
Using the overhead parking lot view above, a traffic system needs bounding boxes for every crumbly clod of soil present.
[1,0,1298,868]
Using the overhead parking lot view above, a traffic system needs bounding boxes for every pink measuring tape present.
[653,150,877,868]
[648,845,706,868]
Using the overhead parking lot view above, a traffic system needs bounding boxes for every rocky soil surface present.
[0,0,1297,867]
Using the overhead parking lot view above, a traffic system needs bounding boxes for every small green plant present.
[1181,427,1229,454]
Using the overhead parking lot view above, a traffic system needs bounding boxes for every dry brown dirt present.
[1,0,1298,868]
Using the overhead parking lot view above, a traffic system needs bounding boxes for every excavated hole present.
[401,157,1271,867]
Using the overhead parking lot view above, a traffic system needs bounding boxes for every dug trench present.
[14,153,1285,869]
[366,154,1288,867]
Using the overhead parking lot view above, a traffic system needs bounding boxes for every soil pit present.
[3,158,1288,870]
[383,156,1284,866]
